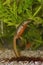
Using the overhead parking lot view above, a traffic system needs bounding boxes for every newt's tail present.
[13,36,20,57]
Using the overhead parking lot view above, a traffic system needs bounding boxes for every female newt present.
[13,20,31,57]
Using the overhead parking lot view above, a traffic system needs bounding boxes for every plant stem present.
[33,5,42,17]
[34,39,43,43]
[29,5,42,21]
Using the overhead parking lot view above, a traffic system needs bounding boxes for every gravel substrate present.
[0,49,43,65]
[0,49,43,58]
[0,61,43,65]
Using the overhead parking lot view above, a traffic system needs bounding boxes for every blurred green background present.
[0,0,43,50]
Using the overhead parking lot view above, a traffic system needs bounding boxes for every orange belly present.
[17,24,27,37]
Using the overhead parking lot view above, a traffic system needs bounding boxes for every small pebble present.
[35,61,41,65]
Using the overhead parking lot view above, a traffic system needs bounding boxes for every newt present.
[13,20,31,57]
